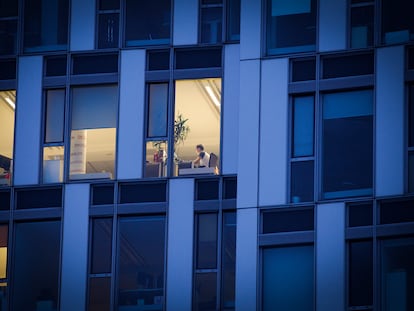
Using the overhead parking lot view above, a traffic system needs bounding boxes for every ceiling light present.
[205,85,221,108]
[5,97,15,110]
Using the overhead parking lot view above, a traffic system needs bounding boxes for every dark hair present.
[196,144,204,151]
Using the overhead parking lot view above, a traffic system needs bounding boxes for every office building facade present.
[0,0,413,310]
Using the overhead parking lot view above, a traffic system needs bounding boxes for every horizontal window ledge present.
[13,208,62,220]
[145,71,170,81]
[288,81,316,94]
[195,201,220,211]
[89,205,114,216]
[319,75,374,91]
[43,76,67,87]
[173,68,222,80]
[376,222,414,237]
[0,211,10,221]
[117,202,166,215]
[0,80,16,90]
[346,226,374,239]
[70,73,118,85]
[259,231,314,247]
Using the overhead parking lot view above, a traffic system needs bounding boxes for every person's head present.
[196,144,204,154]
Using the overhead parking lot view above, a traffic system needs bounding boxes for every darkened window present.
[292,95,314,157]
[262,208,314,234]
[350,1,374,48]
[0,191,10,210]
[23,0,69,52]
[291,58,316,82]
[0,0,18,55]
[11,221,61,311]
[348,240,373,309]
[125,0,170,47]
[380,200,414,224]
[291,160,314,203]
[266,0,317,55]
[409,47,414,70]
[88,277,111,311]
[322,90,373,199]
[117,217,166,308]
[72,54,118,75]
[45,56,67,76]
[194,273,217,311]
[200,0,223,44]
[44,89,65,143]
[147,84,168,138]
[221,212,236,309]
[409,152,414,193]
[227,0,240,41]
[322,53,374,79]
[196,213,218,269]
[147,50,170,71]
[348,202,373,227]
[0,59,16,80]
[382,0,414,45]
[175,48,222,69]
[0,224,8,284]
[409,85,414,148]
[97,0,120,50]
[16,187,62,209]
[99,0,119,10]
[119,182,167,203]
[196,179,219,201]
[262,245,314,311]
[90,218,112,274]
[91,184,114,205]
[223,177,237,199]
[381,237,414,311]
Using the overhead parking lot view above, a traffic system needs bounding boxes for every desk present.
[178,167,217,176]
[70,172,112,180]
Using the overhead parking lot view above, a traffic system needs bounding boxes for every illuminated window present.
[0,91,15,186]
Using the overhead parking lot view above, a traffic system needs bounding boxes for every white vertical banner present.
[70,130,87,175]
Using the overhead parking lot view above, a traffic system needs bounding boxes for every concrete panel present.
[237,60,260,208]
[240,0,262,60]
[166,178,194,311]
[222,44,240,175]
[70,0,95,51]
[173,0,198,45]
[318,0,347,52]
[235,207,258,311]
[117,50,146,180]
[376,46,404,196]
[259,58,289,206]
[60,184,89,311]
[316,202,345,311]
[14,56,43,185]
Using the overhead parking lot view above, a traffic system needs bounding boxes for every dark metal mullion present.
[111,182,119,311]
[216,209,223,310]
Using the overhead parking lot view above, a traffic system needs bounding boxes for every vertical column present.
[14,56,42,185]
[166,179,194,311]
[60,184,89,311]
[240,0,262,60]
[117,49,146,180]
[222,44,240,175]
[318,0,347,52]
[376,46,404,196]
[259,58,289,206]
[235,208,258,311]
[70,0,96,51]
[173,0,198,45]
[237,60,260,208]
[316,202,345,311]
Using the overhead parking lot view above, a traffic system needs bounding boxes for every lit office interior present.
[0,91,15,186]
[145,78,221,177]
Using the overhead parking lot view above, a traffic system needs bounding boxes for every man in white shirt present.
[193,144,210,168]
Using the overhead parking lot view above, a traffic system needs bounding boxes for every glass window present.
[291,161,314,203]
[227,0,240,41]
[221,212,236,310]
[262,245,314,311]
[350,2,374,48]
[380,199,414,225]
[322,90,373,199]
[409,84,414,148]
[196,214,218,269]
[88,277,111,311]
[292,95,314,157]
[175,48,222,69]
[194,273,217,311]
[147,84,168,138]
[200,0,223,44]
[0,59,16,80]
[291,58,316,82]
[45,90,65,143]
[0,191,10,210]
[69,85,118,180]
[174,79,221,176]
[348,202,373,227]
[11,221,61,311]
[381,237,414,311]
[147,50,170,71]
[266,0,316,55]
[0,90,15,186]
[125,0,170,47]
[262,208,314,234]
[45,56,67,77]
[349,240,373,309]
[90,218,112,274]
[223,177,237,199]
[322,53,374,79]
[382,0,414,44]
[409,152,414,193]
[0,225,8,279]
[72,54,118,75]
[23,0,69,52]
[0,0,18,55]
[15,187,62,209]
[119,182,167,203]
[196,179,219,201]
[43,146,64,183]
[91,184,114,205]
[145,141,168,178]
[98,13,119,49]
[117,217,166,309]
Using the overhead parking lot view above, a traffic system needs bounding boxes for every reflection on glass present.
[266,0,316,55]
[291,160,314,203]
[45,89,65,143]
[263,245,314,311]
[91,218,112,274]
[194,273,217,311]
[292,95,314,157]
[0,20,17,55]
[88,277,111,311]
[70,85,118,180]
[201,7,223,44]
[145,141,168,178]
[174,79,221,176]
[221,212,236,310]
[197,214,218,269]
[409,153,414,193]
[12,221,61,311]
[381,238,414,311]
[98,13,119,49]
[148,84,168,137]
[0,90,15,186]
[227,0,240,41]
[350,4,374,48]
[117,217,166,310]
[382,0,413,44]
[0,283,6,311]
[0,225,8,280]
[43,146,64,183]
[23,0,69,52]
